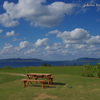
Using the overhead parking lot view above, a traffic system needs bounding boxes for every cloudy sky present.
[0,0,100,60]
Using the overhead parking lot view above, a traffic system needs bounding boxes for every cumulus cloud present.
[24,49,38,55]
[24,49,36,54]
[48,30,61,34]
[47,28,100,54]
[6,30,18,37]
[58,28,100,45]
[2,43,13,50]
[0,13,19,27]
[19,41,30,49]
[57,28,90,40]
[0,43,23,58]
[0,41,34,58]
[0,27,100,60]
[35,38,49,47]
[45,30,61,36]
[85,36,100,44]
[48,28,90,44]
[0,43,12,54]
[45,43,63,51]
[0,0,76,27]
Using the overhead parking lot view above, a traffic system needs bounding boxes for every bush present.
[82,63,98,77]
[42,63,51,67]
[4,66,12,69]
[96,63,100,78]
[74,63,76,66]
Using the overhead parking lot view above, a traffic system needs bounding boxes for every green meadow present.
[0,66,100,100]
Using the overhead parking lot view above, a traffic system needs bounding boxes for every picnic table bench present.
[21,79,46,88]
[21,73,54,88]
[26,73,54,85]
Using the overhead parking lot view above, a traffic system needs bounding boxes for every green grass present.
[0,66,83,75]
[0,74,24,84]
[0,66,100,100]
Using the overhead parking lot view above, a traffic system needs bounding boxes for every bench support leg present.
[41,82,44,88]
[23,81,27,87]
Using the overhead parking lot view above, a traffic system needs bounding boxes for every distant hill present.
[74,57,100,62]
[0,58,43,62]
[0,57,100,62]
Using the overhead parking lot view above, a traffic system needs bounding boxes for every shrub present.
[4,66,12,69]
[96,63,100,78]
[74,63,76,66]
[42,63,51,67]
[82,63,98,77]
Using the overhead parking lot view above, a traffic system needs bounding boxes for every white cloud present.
[57,28,89,40]
[65,44,88,50]
[45,30,61,36]
[19,41,30,49]
[6,30,18,37]
[0,43,23,58]
[24,49,36,54]
[0,0,76,27]
[0,13,19,27]
[85,45,98,51]
[86,35,100,44]
[48,28,89,43]
[35,38,49,47]
[55,28,90,44]
[0,43,17,54]
[47,28,100,46]
[2,43,13,50]
[63,40,80,44]
[45,43,63,51]
[12,37,21,41]
[73,44,87,49]
[46,28,100,54]
[48,30,61,34]
[0,27,100,60]
[0,29,3,33]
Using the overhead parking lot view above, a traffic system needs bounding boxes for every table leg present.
[27,75,32,84]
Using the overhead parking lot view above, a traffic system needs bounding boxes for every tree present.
[42,63,51,67]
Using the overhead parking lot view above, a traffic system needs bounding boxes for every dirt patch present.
[34,92,58,100]
[0,72,26,76]
[91,89,100,92]
[75,85,84,89]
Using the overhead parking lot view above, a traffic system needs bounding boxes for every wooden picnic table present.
[26,73,53,85]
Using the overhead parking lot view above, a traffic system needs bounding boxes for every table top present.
[26,73,52,76]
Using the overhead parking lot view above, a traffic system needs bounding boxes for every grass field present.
[0,66,100,100]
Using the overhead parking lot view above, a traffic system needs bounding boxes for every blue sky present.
[0,0,100,60]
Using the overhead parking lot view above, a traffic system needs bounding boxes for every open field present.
[0,66,100,100]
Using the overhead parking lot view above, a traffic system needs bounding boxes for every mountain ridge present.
[74,57,100,62]
[0,57,100,62]
[0,58,43,62]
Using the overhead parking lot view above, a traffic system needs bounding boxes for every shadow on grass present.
[25,82,66,88]
[53,82,66,85]
[44,82,66,85]
[27,84,56,88]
